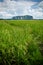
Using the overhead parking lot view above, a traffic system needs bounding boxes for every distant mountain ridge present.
[12,15,33,20]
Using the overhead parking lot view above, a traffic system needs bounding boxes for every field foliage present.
[0,20,43,65]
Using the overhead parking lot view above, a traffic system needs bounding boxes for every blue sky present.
[0,0,43,2]
[11,0,43,2]
[0,0,3,2]
[0,0,43,19]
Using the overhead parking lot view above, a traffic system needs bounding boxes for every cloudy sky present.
[0,0,43,19]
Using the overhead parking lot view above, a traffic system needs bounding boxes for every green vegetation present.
[0,20,43,65]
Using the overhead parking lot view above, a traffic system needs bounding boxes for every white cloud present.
[30,9,43,19]
[38,1,43,8]
[0,0,43,19]
[0,11,13,19]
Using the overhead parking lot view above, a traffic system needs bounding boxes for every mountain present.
[12,15,33,20]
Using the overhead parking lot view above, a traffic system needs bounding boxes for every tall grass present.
[0,20,43,65]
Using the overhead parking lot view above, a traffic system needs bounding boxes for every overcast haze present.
[0,0,43,19]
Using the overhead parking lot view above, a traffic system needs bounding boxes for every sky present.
[0,0,43,19]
